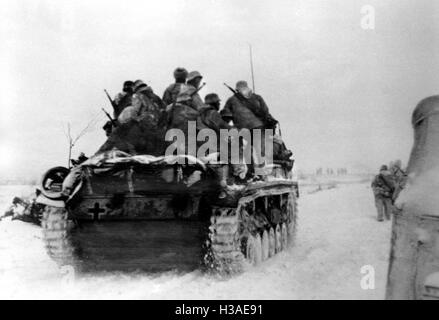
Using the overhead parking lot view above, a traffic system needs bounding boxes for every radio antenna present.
[249,44,256,92]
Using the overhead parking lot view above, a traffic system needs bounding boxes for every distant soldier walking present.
[371,165,395,221]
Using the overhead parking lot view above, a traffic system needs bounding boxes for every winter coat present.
[167,102,207,134]
[371,172,395,198]
[146,91,166,111]
[113,92,133,118]
[162,83,185,106]
[98,117,167,156]
[186,84,205,110]
[131,92,162,125]
[223,93,275,130]
[199,106,232,134]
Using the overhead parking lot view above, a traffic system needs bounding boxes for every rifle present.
[223,83,237,94]
[102,108,117,127]
[104,89,117,111]
[191,82,206,96]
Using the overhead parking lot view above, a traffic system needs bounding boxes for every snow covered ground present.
[0,182,391,300]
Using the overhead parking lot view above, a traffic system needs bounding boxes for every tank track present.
[206,188,298,274]
[41,188,298,274]
[41,205,75,266]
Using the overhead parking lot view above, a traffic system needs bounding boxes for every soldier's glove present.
[265,116,278,129]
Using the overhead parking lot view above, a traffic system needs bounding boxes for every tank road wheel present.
[261,230,269,261]
[268,227,276,257]
[287,222,295,245]
[245,236,255,264]
[275,224,282,253]
[245,234,262,265]
[281,223,288,250]
[254,234,262,264]
[41,205,74,266]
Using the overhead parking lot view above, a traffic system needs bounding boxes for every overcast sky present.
[1,0,438,179]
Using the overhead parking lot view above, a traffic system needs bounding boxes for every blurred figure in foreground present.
[390,159,407,201]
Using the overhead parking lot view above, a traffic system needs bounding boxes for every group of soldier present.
[104,67,277,138]
[101,67,282,178]
[371,160,407,222]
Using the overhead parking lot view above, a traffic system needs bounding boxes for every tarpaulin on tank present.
[62,150,208,200]
[81,150,207,169]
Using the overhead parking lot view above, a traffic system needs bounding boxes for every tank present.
[386,95,439,299]
[37,100,298,274]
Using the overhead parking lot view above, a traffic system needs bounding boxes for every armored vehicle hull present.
[386,96,439,299]
[39,153,298,273]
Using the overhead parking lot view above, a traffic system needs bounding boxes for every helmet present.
[235,80,249,90]
[204,93,220,104]
[187,71,202,82]
[133,80,146,92]
[235,81,252,98]
[134,81,153,94]
[380,165,388,171]
[123,80,134,88]
[136,85,149,93]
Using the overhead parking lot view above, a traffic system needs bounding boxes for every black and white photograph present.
[0,0,438,303]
